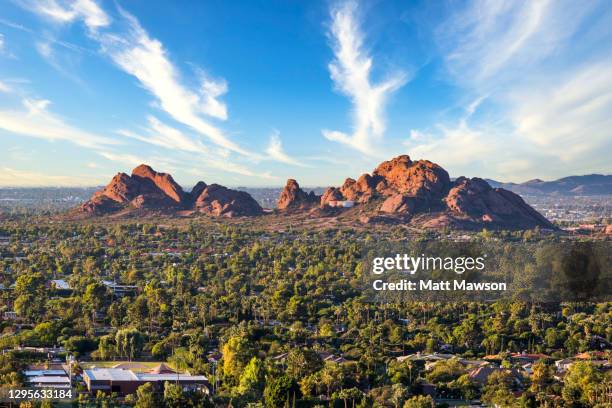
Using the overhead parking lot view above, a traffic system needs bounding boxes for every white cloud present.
[0,80,10,93]
[20,0,110,30]
[404,124,497,170]
[93,9,253,157]
[117,115,209,154]
[509,60,612,162]
[411,0,612,179]
[97,151,145,167]
[17,1,255,158]
[265,131,307,167]
[98,148,278,181]
[0,98,119,148]
[323,1,407,154]
[199,75,228,120]
[35,40,52,58]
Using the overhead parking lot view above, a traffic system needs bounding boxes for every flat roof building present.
[83,365,209,396]
[24,366,71,389]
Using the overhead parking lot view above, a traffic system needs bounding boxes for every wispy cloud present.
[199,74,228,120]
[117,116,209,154]
[405,0,612,180]
[93,8,253,156]
[98,148,278,181]
[0,98,119,148]
[17,0,256,158]
[509,60,612,163]
[18,0,110,31]
[0,80,10,93]
[323,1,407,155]
[97,151,146,168]
[265,131,307,167]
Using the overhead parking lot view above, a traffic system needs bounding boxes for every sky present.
[0,0,611,187]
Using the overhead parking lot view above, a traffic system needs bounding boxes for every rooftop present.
[84,368,138,382]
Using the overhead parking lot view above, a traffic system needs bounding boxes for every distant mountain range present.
[485,174,612,196]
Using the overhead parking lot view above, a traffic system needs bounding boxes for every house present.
[510,352,550,363]
[83,364,209,396]
[468,366,523,387]
[101,280,138,296]
[3,311,18,320]
[555,358,573,372]
[50,279,72,292]
[24,364,71,389]
[324,200,355,208]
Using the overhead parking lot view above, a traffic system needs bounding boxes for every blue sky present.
[0,0,611,187]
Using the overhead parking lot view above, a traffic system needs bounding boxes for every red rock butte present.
[78,156,554,229]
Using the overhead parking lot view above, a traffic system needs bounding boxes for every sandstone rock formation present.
[445,177,554,229]
[79,164,261,217]
[193,184,262,217]
[320,187,344,207]
[277,179,319,210]
[307,154,552,229]
[80,156,553,230]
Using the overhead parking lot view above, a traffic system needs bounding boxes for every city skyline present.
[1,0,611,187]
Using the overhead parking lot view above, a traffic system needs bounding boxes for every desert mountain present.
[278,155,554,229]
[79,157,553,229]
[486,174,612,196]
[79,164,262,217]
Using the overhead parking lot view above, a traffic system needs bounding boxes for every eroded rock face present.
[277,179,319,210]
[339,173,382,203]
[444,177,554,228]
[373,155,451,198]
[131,164,185,203]
[190,181,208,202]
[194,184,263,217]
[380,194,418,214]
[80,164,262,217]
[317,155,451,213]
[311,154,552,229]
[320,187,344,207]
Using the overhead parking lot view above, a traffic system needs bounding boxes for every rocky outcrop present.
[189,181,208,203]
[194,184,262,217]
[372,155,451,199]
[444,177,554,229]
[320,187,344,207]
[131,164,185,204]
[277,179,319,210]
[310,154,551,229]
[80,157,553,229]
[79,164,261,217]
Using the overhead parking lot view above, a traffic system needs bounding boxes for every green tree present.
[222,335,254,385]
[403,395,434,408]
[562,361,602,406]
[285,348,323,381]
[237,357,265,400]
[482,370,516,407]
[263,375,298,408]
[135,382,158,408]
[115,328,144,361]
[163,381,186,408]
